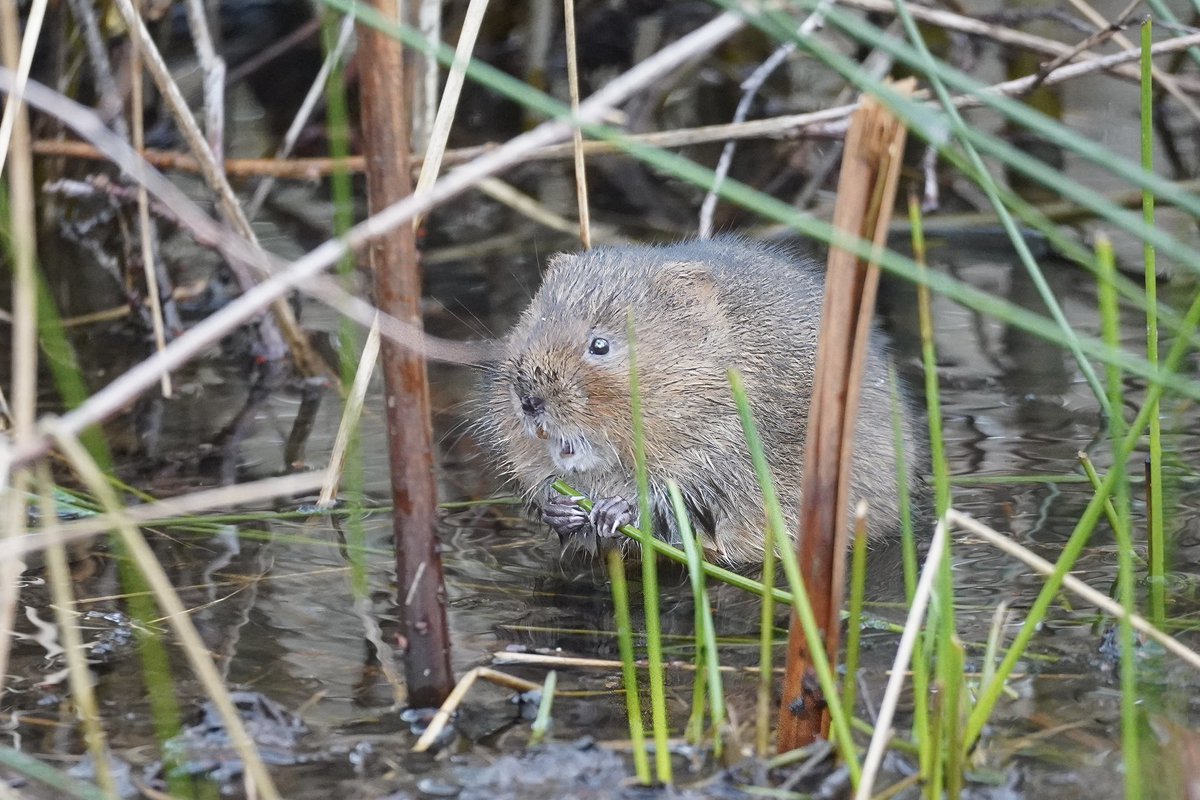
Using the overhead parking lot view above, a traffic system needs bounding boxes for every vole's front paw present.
[543,495,589,540]
[590,496,637,539]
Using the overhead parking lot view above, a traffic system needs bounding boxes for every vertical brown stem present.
[776,82,914,752]
[357,0,454,708]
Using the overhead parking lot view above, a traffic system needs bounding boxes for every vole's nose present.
[520,395,545,418]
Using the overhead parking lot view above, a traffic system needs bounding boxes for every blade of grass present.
[607,547,652,784]
[628,312,671,785]
[729,370,861,785]
[1141,18,1166,628]
[670,480,726,760]
[528,670,558,747]
[910,192,951,784]
[841,503,869,718]
[1098,235,1142,800]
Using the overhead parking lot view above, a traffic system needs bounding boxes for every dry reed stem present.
[182,0,227,159]
[5,10,748,470]
[47,423,282,800]
[947,509,1200,672]
[853,518,947,800]
[563,0,592,249]
[0,471,330,562]
[357,0,453,707]
[778,79,914,752]
[0,0,42,704]
[412,0,491,211]
[478,177,593,237]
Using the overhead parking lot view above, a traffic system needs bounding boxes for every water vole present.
[481,238,922,565]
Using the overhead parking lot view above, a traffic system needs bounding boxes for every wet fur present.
[479,237,923,565]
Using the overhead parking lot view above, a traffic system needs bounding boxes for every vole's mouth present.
[527,422,605,473]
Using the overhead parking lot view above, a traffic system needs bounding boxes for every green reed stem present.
[605,547,651,784]
[628,313,672,785]
[728,370,862,785]
[890,366,918,604]
[943,636,966,800]
[1099,236,1143,800]
[841,512,869,719]
[910,193,944,781]
[670,481,726,760]
[1141,18,1167,628]
[756,472,778,759]
[528,670,557,748]
[1079,454,1146,568]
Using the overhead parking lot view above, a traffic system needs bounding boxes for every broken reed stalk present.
[777,80,914,752]
[356,0,454,707]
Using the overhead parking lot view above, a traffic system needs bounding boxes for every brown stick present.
[776,80,915,752]
[357,0,454,708]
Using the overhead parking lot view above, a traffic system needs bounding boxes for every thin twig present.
[130,14,173,397]
[246,8,357,219]
[1031,0,1143,88]
[63,0,128,137]
[183,0,227,159]
[1063,0,1200,123]
[699,0,834,238]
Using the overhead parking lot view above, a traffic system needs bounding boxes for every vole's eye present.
[588,337,610,356]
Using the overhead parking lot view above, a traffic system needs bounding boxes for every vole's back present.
[483,238,922,564]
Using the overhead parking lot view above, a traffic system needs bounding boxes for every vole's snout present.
[520,395,546,418]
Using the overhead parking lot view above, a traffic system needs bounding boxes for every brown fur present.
[479,238,923,565]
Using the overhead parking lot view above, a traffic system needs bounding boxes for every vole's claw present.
[542,495,589,538]
[590,497,637,539]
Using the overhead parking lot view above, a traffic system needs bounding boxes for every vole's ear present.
[652,261,722,317]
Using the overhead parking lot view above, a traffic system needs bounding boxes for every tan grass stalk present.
[318,322,381,507]
[46,422,282,800]
[36,466,116,796]
[562,0,591,248]
[854,517,948,800]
